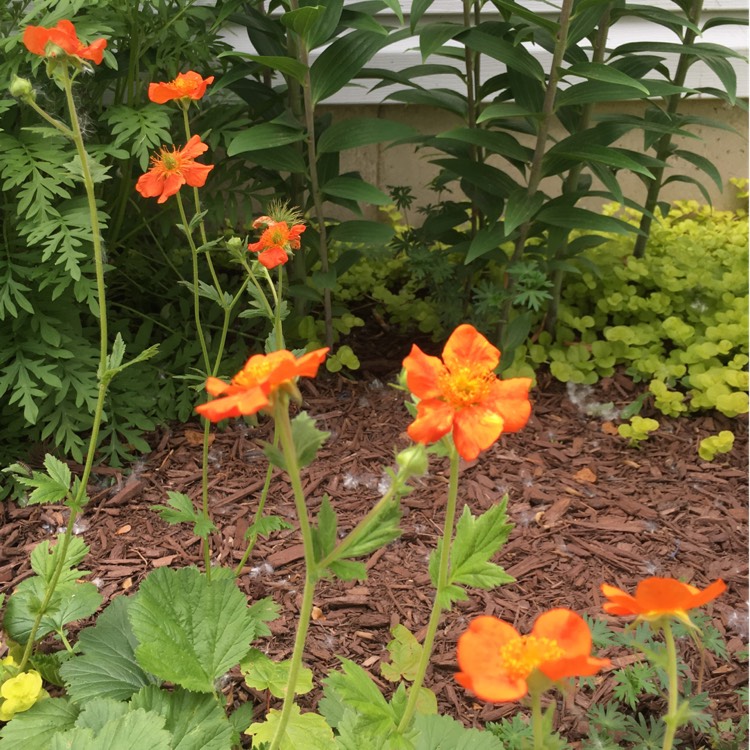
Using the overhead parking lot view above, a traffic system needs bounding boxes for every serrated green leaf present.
[328,560,368,581]
[240,648,313,698]
[312,495,338,562]
[130,685,233,750]
[264,412,329,471]
[336,499,402,561]
[0,698,79,749]
[48,707,171,750]
[150,491,216,538]
[414,712,504,749]
[246,705,336,749]
[128,566,262,692]
[30,535,89,584]
[449,502,515,590]
[74,698,130,732]
[61,596,159,703]
[381,624,423,682]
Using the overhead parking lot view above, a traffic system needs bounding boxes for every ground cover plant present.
[0,5,747,750]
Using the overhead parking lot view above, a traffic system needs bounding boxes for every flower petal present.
[442,324,500,373]
[452,405,504,461]
[294,348,329,377]
[181,134,209,160]
[485,378,533,433]
[257,245,288,269]
[407,398,453,446]
[403,345,446,401]
[532,609,592,660]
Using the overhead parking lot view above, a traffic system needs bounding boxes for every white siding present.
[220,0,748,104]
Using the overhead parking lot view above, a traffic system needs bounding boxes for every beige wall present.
[322,100,748,221]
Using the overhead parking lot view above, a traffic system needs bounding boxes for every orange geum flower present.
[402,324,531,461]
[148,71,215,104]
[195,348,328,422]
[601,576,726,627]
[456,609,610,703]
[23,20,107,65]
[135,135,213,204]
[247,220,306,270]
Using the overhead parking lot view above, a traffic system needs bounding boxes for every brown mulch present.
[1,361,747,747]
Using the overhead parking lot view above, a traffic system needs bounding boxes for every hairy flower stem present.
[396,446,461,733]
[269,397,319,750]
[19,67,110,670]
[661,620,680,750]
[530,688,545,750]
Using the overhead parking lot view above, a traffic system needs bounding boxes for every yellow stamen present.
[498,635,565,681]
[234,359,274,388]
[438,366,494,408]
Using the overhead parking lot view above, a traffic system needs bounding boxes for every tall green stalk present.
[17,65,111,671]
[632,0,704,258]
[661,620,680,750]
[396,445,461,733]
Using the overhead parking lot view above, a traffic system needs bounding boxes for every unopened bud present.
[226,236,243,252]
[396,444,428,478]
[10,76,34,101]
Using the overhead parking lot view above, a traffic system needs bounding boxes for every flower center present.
[438,366,494,408]
[175,77,193,94]
[159,151,180,172]
[268,225,288,246]
[498,635,565,681]
[234,358,274,388]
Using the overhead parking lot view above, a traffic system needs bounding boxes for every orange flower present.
[601,577,726,626]
[23,20,107,65]
[247,221,306,269]
[148,71,215,104]
[402,324,531,461]
[135,135,213,204]
[195,348,328,422]
[456,610,610,703]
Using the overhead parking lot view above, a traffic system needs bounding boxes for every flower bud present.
[396,444,428,478]
[9,76,34,101]
[225,236,243,252]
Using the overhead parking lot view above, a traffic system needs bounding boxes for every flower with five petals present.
[23,20,106,65]
[148,71,215,104]
[402,324,531,461]
[247,220,305,270]
[135,135,213,204]
[456,610,610,703]
[195,348,328,422]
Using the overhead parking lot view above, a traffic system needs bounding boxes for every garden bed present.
[1,356,747,747]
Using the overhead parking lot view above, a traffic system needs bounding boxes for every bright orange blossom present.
[23,20,106,65]
[402,324,531,461]
[601,576,726,626]
[135,135,213,204]
[247,221,306,270]
[195,348,328,422]
[148,71,214,104]
[456,609,610,703]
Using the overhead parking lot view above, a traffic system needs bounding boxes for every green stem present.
[530,688,545,750]
[269,397,319,750]
[396,446,461,733]
[274,265,285,351]
[176,191,210,371]
[18,65,111,671]
[661,620,680,750]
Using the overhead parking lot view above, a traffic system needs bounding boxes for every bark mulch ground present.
[1,361,747,747]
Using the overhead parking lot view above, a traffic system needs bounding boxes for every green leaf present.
[536,205,637,235]
[4,578,102,644]
[150,491,217,538]
[414,713,505,749]
[101,105,173,172]
[448,501,515,590]
[48,707,171,750]
[247,145,307,173]
[280,6,326,42]
[477,102,539,122]
[228,53,307,83]
[327,560,368,581]
[543,144,656,178]
[563,62,650,94]
[431,158,516,198]
[435,127,532,163]
[318,118,418,153]
[556,80,650,108]
[338,498,402,560]
[386,88,468,116]
[504,189,545,236]
[30,535,89,585]
[0,698,79,749]
[461,29,545,81]
[61,596,159,703]
[322,177,391,205]
[130,685,234,750]
[128,566,263,693]
[264,412,329,471]
[465,224,506,264]
[227,124,306,156]
[12,455,72,505]
[246,705,336,749]
[311,30,404,105]
[329,220,395,245]
[419,22,464,59]
[381,624,423,682]
[241,648,314,698]
[673,149,724,191]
